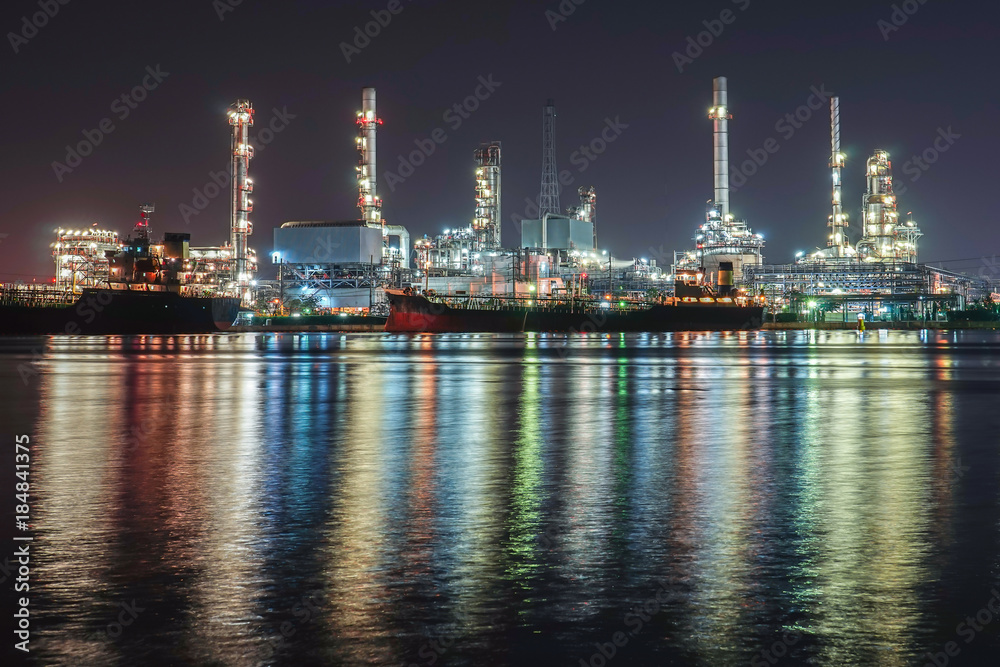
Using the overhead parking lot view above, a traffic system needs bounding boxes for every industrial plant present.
[47,99,262,301]
[21,77,998,324]
[742,88,988,323]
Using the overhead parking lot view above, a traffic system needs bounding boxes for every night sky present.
[2,0,998,282]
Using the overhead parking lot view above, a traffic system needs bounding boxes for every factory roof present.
[280,220,368,229]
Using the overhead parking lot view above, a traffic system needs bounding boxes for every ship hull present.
[385,293,763,333]
[0,289,241,335]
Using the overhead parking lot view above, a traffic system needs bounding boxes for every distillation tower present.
[857,150,921,262]
[473,141,502,250]
[229,99,255,294]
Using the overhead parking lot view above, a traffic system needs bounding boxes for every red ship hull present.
[385,292,763,333]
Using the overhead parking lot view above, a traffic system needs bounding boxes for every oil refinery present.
[18,78,998,325]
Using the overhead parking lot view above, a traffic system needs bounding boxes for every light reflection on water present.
[3,330,999,665]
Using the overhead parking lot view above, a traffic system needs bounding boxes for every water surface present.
[2,331,999,666]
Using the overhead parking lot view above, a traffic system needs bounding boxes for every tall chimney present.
[708,77,731,221]
[356,87,382,228]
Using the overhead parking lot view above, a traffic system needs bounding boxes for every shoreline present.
[761,321,1000,330]
[227,321,1000,333]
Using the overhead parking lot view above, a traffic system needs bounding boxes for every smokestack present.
[357,87,382,228]
[717,260,734,296]
[709,77,731,221]
[362,88,376,199]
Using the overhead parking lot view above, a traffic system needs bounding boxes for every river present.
[2,330,999,666]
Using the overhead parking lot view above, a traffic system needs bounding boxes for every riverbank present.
[229,313,387,333]
[762,321,1000,330]
[230,322,385,332]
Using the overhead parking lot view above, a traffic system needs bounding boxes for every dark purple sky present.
[2,0,998,281]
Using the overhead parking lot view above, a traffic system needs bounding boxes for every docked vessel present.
[385,265,764,333]
[0,287,240,335]
[0,205,240,335]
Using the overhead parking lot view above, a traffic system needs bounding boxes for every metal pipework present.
[473,141,502,249]
[861,150,897,259]
[228,99,254,289]
[576,186,597,249]
[829,96,847,254]
[383,224,410,269]
[708,77,732,222]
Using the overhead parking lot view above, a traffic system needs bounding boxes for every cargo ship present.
[0,205,240,335]
[385,264,764,333]
[0,287,240,335]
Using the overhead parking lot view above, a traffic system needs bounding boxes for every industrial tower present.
[827,97,852,256]
[708,79,731,220]
[858,150,922,262]
[356,88,384,251]
[538,99,561,217]
[473,141,502,249]
[681,77,763,282]
[228,99,254,291]
[568,186,597,249]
